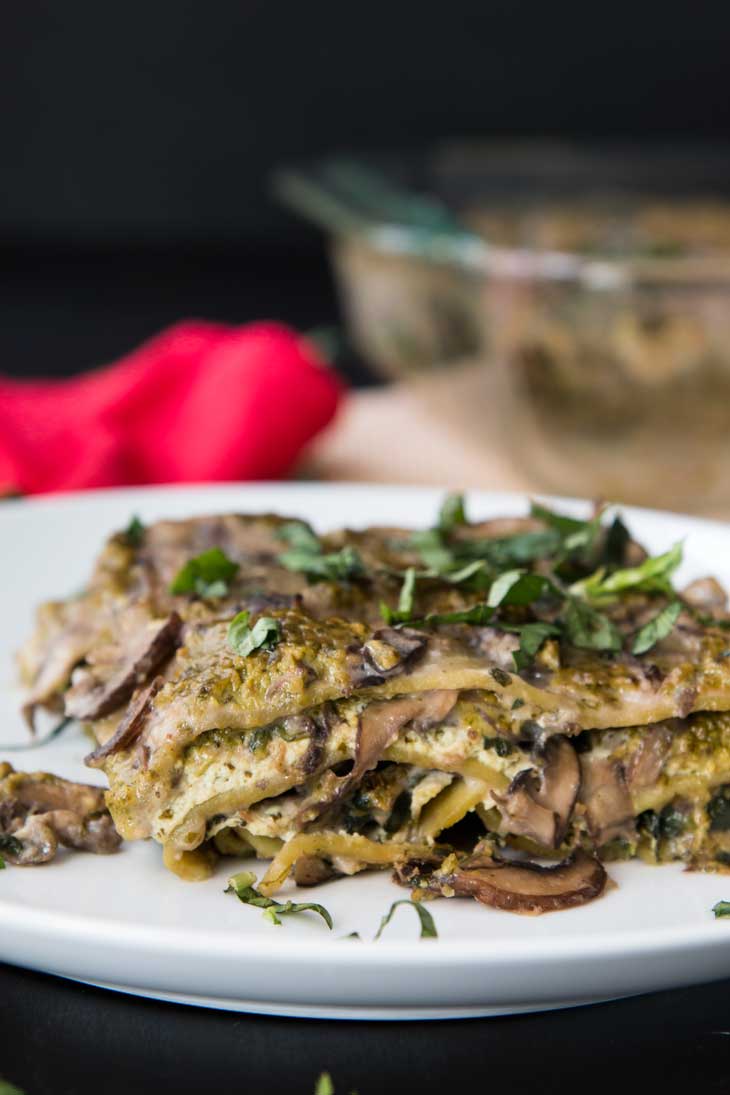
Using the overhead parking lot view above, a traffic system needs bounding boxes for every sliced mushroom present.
[494,772,558,847]
[625,723,673,791]
[65,611,182,721]
[85,676,163,767]
[0,763,122,865]
[354,690,458,786]
[300,708,333,776]
[495,736,580,848]
[682,576,728,615]
[351,627,428,686]
[407,849,607,915]
[579,753,636,846]
[293,855,336,887]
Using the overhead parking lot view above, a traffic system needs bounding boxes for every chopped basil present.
[276,520,321,553]
[487,569,552,609]
[0,856,5,870]
[530,500,590,537]
[713,900,730,918]
[380,567,417,625]
[602,515,631,568]
[227,611,281,657]
[124,514,145,547]
[575,542,683,603]
[563,598,622,652]
[470,529,562,569]
[511,698,525,710]
[339,932,362,940]
[409,528,455,573]
[226,871,333,929]
[437,492,467,532]
[419,602,494,627]
[631,600,681,655]
[374,898,437,940]
[169,547,239,598]
[248,726,274,755]
[501,621,561,670]
[279,544,364,583]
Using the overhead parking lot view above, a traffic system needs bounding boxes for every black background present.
[3,3,730,1091]
[2,1,730,379]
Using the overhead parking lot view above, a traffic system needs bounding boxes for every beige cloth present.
[302,362,530,491]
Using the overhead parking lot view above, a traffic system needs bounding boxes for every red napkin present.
[0,321,342,495]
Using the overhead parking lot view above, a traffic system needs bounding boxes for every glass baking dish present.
[276,142,730,512]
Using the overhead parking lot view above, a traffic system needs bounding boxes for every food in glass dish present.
[15,497,730,914]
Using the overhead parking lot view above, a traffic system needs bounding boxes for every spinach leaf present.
[374,898,437,940]
[169,547,239,598]
[227,611,281,657]
[226,871,333,929]
[437,492,467,532]
[631,600,681,655]
[563,598,622,652]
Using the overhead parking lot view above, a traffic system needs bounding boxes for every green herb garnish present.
[279,544,364,583]
[314,1074,335,1095]
[374,898,437,940]
[380,566,417,625]
[124,514,145,547]
[0,835,21,860]
[574,542,683,604]
[563,598,622,652]
[487,568,552,609]
[226,871,333,929]
[169,547,239,598]
[277,520,321,553]
[438,492,467,532]
[227,611,281,657]
[631,600,681,655]
[483,736,515,757]
[713,900,730,918]
[0,856,5,870]
[503,621,561,670]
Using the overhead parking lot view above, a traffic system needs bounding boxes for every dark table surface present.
[2,960,730,1095]
[2,245,730,1093]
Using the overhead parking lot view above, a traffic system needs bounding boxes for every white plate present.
[3,482,730,1021]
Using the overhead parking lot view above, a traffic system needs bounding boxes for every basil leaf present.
[420,602,494,627]
[380,567,418,625]
[530,501,588,536]
[564,598,622,652]
[409,529,456,573]
[374,898,438,940]
[475,529,562,568]
[226,871,333,929]
[279,544,364,582]
[502,622,561,670]
[227,612,281,657]
[576,542,683,602]
[124,514,145,547]
[631,600,681,655]
[0,856,5,870]
[713,900,730,918]
[276,520,321,553]
[169,547,239,597]
[603,515,631,568]
[442,559,489,586]
[438,492,467,532]
[488,569,552,608]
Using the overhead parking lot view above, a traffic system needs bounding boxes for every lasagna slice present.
[15,497,730,914]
